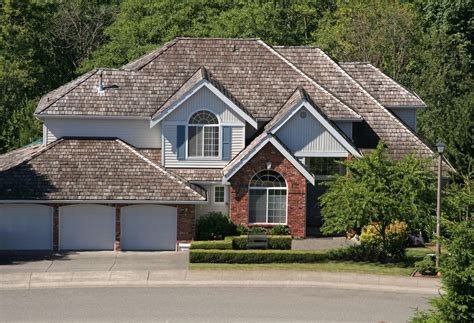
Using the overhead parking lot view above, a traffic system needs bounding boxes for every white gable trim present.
[269,100,362,158]
[223,134,315,185]
[151,80,257,128]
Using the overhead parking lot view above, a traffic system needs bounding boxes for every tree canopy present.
[0,0,472,175]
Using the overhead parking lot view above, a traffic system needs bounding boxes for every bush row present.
[190,235,292,250]
[190,249,328,264]
[232,235,292,250]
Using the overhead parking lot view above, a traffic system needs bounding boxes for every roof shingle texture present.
[37,38,360,120]
[340,62,425,107]
[0,139,205,201]
[274,46,435,161]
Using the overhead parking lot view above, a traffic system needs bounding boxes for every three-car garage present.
[0,204,178,251]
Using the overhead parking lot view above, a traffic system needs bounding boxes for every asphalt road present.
[0,286,432,322]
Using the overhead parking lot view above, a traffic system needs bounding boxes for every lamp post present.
[435,141,445,269]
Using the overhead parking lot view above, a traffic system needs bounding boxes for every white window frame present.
[248,171,288,225]
[213,185,226,204]
[186,110,221,160]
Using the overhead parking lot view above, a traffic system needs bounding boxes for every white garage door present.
[0,204,53,250]
[60,204,115,250]
[121,205,177,251]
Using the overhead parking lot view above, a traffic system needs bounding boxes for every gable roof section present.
[0,138,206,202]
[265,87,361,158]
[340,62,426,108]
[151,66,257,128]
[222,132,315,185]
[274,46,444,165]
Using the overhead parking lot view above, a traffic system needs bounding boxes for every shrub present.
[268,235,292,250]
[232,235,248,250]
[231,235,292,250]
[270,225,290,235]
[235,224,248,235]
[190,240,233,250]
[249,226,268,234]
[190,249,328,263]
[414,255,436,276]
[360,221,409,261]
[327,244,383,262]
[196,212,236,240]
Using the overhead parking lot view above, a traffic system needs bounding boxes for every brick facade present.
[229,143,307,237]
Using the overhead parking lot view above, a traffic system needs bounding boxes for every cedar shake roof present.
[0,144,46,172]
[274,46,439,163]
[36,38,360,120]
[168,168,223,182]
[340,62,426,108]
[151,66,253,121]
[0,138,206,202]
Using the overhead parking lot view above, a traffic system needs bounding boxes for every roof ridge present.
[262,40,362,120]
[115,139,206,200]
[176,37,261,41]
[317,50,439,161]
[122,38,180,71]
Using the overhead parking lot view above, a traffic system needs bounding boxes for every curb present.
[0,270,441,294]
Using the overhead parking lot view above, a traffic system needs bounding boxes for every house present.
[0,38,446,252]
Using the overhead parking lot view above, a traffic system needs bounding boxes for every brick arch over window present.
[229,143,306,237]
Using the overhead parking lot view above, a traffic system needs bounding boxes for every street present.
[0,286,432,322]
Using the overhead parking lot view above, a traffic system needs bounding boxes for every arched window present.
[188,111,219,157]
[249,170,287,224]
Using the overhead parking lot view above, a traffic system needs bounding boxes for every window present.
[249,170,287,224]
[214,186,225,204]
[188,111,219,157]
[307,157,345,177]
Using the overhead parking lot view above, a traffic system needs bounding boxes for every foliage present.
[360,221,409,260]
[190,249,328,264]
[320,142,436,255]
[232,235,292,250]
[412,220,474,322]
[414,256,437,276]
[248,226,268,234]
[190,240,233,250]
[270,225,290,235]
[195,212,236,241]
[235,224,248,235]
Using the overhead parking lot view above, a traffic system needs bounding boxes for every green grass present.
[189,247,433,276]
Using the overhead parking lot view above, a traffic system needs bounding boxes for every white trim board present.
[0,200,208,205]
[151,80,258,129]
[223,134,315,185]
[268,100,361,158]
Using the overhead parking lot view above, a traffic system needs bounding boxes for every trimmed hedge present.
[232,235,292,250]
[190,240,233,250]
[190,249,328,263]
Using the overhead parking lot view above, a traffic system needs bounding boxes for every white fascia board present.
[270,100,362,158]
[269,137,315,185]
[222,135,272,184]
[0,200,208,205]
[35,114,150,120]
[222,134,315,186]
[294,152,348,158]
[150,80,257,129]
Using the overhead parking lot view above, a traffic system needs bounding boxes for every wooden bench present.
[247,232,268,249]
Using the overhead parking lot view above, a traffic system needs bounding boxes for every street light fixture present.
[435,141,445,269]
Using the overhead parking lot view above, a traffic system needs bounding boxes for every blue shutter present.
[177,125,186,160]
[222,126,231,160]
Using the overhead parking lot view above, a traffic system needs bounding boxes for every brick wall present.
[229,143,307,237]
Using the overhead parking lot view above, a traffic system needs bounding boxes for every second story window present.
[188,111,219,157]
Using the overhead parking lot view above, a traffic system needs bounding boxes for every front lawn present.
[189,247,433,276]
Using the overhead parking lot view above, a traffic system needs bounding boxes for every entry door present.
[121,205,177,251]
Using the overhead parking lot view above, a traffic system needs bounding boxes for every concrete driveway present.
[0,251,188,273]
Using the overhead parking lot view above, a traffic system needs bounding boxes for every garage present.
[59,204,115,250]
[121,205,177,251]
[0,204,53,250]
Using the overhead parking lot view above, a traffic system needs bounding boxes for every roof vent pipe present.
[97,70,104,93]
